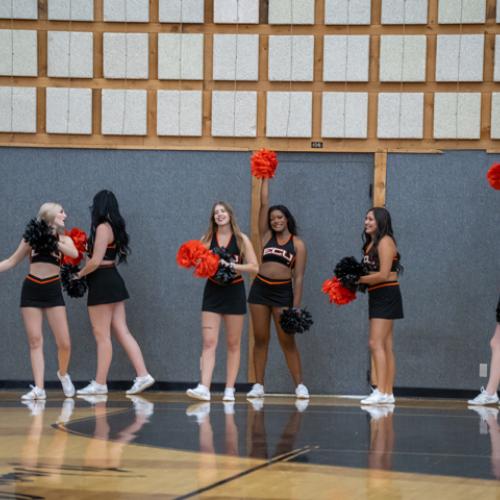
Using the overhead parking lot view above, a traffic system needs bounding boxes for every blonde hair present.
[202,201,245,260]
[37,202,64,234]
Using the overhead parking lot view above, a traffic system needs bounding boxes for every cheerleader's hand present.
[219,259,231,267]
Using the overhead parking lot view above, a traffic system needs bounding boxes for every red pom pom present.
[251,149,278,179]
[194,251,220,278]
[322,277,356,306]
[487,163,500,190]
[176,240,207,268]
[63,227,88,266]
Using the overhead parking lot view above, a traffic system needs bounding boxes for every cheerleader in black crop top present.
[187,202,258,402]
[247,178,310,400]
[0,202,79,400]
[357,207,403,406]
[76,190,154,397]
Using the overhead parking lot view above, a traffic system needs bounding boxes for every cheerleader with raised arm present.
[186,202,258,402]
[247,178,309,399]
[0,203,79,400]
[76,190,154,396]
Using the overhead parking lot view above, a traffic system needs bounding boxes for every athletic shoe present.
[362,404,395,420]
[186,383,211,401]
[223,402,235,415]
[468,405,499,421]
[223,387,235,402]
[247,383,265,398]
[186,402,211,423]
[57,371,75,398]
[383,393,396,404]
[468,387,499,405]
[21,385,46,401]
[77,380,108,395]
[360,388,385,405]
[57,398,75,424]
[77,395,108,405]
[127,395,154,418]
[295,399,310,413]
[22,399,46,416]
[248,398,264,411]
[295,384,310,399]
[126,374,155,395]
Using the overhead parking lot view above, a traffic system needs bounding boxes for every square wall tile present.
[322,92,368,138]
[380,35,426,82]
[438,0,485,24]
[381,0,427,24]
[48,0,94,20]
[211,91,257,137]
[157,90,202,136]
[433,92,481,139]
[495,35,500,82]
[491,93,500,139]
[377,93,424,138]
[46,87,92,134]
[47,31,93,78]
[159,0,204,23]
[325,0,371,25]
[268,0,314,24]
[498,0,500,22]
[103,33,149,79]
[103,0,149,22]
[436,35,484,81]
[323,35,369,81]
[268,36,314,82]
[0,0,37,19]
[214,0,259,23]
[0,30,37,76]
[266,92,312,137]
[102,89,147,135]
[158,34,204,80]
[213,34,259,81]
[0,86,36,132]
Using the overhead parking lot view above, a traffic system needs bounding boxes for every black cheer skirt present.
[87,265,129,306]
[247,274,293,308]
[496,295,500,323]
[20,274,65,308]
[202,277,247,315]
[368,281,404,320]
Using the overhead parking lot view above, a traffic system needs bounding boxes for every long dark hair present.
[88,190,130,263]
[268,205,298,236]
[362,207,398,255]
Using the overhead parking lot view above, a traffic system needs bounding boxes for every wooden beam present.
[373,151,387,207]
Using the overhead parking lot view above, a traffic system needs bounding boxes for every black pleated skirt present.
[247,274,293,308]
[20,275,65,308]
[368,281,404,320]
[202,278,247,315]
[87,265,129,306]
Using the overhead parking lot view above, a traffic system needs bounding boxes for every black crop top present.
[103,244,117,261]
[262,234,296,268]
[210,233,241,264]
[30,250,61,266]
[363,249,401,273]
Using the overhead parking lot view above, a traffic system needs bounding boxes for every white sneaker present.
[295,384,310,399]
[186,383,211,401]
[21,385,46,400]
[22,400,46,416]
[248,398,264,411]
[360,388,385,405]
[383,393,396,404]
[223,402,235,415]
[295,399,310,412]
[57,371,75,398]
[247,383,265,398]
[126,374,155,395]
[468,387,499,405]
[468,405,499,421]
[78,394,108,405]
[76,380,108,395]
[186,402,211,423]
[223,387,235,402]
[127,395,154,418]
[57,398,75,424]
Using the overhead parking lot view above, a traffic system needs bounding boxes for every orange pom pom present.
[251,149,278,179]
[322,277,356,306]
[63,227,88,266]
[176,240,207,268]
[487,163,500,190]
[194,251,220,278]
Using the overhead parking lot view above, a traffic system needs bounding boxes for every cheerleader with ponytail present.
[0,203,79,400]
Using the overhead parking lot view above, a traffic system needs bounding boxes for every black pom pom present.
[23,218,58,254]
[60,264,88,298]
[212,246,237,284]
[279,308,314,335]
[334,256,365,292]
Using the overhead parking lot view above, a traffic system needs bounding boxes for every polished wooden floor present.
[1,391,500,499]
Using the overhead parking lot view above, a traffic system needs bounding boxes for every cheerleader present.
[76,190,154,396]
[247,178,309,399]
[187,202,258,402]
[468,297,500,405]
[0,203,78,400]
[358,207,403,405]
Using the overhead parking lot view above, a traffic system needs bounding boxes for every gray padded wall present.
[386,151,500,390]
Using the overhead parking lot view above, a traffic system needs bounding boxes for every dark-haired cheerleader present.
[247,178,309,399]
[0,203,79,400]
[468,297,500,405]
[358,207,403,405]
[76,190,154,396]
[186,201,258,402]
